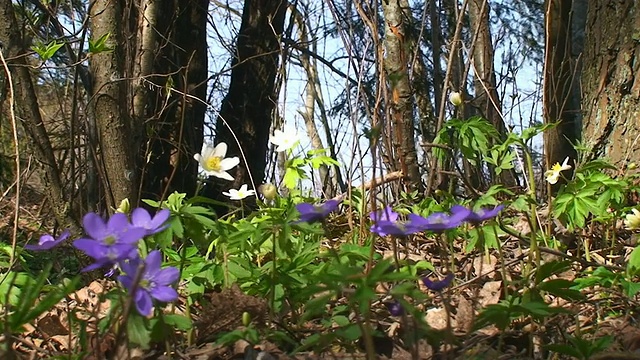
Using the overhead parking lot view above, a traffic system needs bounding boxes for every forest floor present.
[3,187,640,360]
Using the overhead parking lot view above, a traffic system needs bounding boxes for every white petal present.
[220,157,240,170]
[193,153,201,162]
[206,169,235,181]
[238,184,248,192]
[212,142,228,158]
[201,143,216,159]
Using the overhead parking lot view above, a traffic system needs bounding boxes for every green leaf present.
[535,261,571,284]
[163,314,192,331]
[89,33,112,54]
[537,279,584,301]
[628,245,640,276]
[335,323,362,341]
[127,313,152,349]
[621,280,640,297]
[32,41,65,61]
[332,315,350,327]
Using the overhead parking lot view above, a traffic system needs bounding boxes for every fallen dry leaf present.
[478,281,502,307]
[455,295,474,333]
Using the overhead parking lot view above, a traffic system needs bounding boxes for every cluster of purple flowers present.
[25,208,178,316]
[369,204,503,237]
[295,199,341,223]
[370,204,503,316]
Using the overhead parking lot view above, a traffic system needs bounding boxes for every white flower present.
[545,157,572,184]
[449,91,463,106]
[193,142,240,181]
[625,209,640,230]
[222,184,256,200]
[269,128,300,152]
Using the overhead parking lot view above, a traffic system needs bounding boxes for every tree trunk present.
[582,1,640,170]
[206,0,287,208]
[0,1,75,228]
[543,0,580,189]
[381,0,421,192]
[90,0,137,209]
[469,0,518,188]
[137,0,207,201]
[292,5,339,198]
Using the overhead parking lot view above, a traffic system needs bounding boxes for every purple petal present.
[144,250,162,272]
[135,290,153,316]
[296,203,316,215]
[149,209,170,231]
[83,213,108,240]
[422,273,454,292]
[376,221,412,236]
[449,206,471,223]
[370,206,399,223]
[385,301,404,316]
[120,256,143,278]
[107,213,131,232]
[73,239,106,258]
[131,208,152,228]
[25,230,70,251]
[118,274,133,290]
[117,227,147,245]
[322,200,340,213]
[467,204,504,223]
[407,214,429,232]
[153,267,180,285]
[150,286,178,302]
[57,229,71,242]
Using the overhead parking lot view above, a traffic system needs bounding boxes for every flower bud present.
[629,162,637,170]
[449,91,463,106]
[242,311,251,326]
[258,183,278,201]
[115,198,130,214]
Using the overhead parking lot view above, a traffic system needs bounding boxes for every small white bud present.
[115,198,130,214]
[258,183,278,201]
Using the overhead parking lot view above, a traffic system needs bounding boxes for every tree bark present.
[90,0,137,209]
[381,0,421,192]
[206,0,287,208]
[581,1,640,170]
[469,0,518,188]
[137,0,207,201]
[0,0,75,228]
[544,0,580,189]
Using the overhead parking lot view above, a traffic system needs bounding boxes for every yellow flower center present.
[205,156,222,171]
[140,279,151,289]
[104,235,116,245]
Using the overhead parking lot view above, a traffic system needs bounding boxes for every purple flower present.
[118,250,179,316]
[131,208,171,236]
[421,206,471,232]
[369,206,399,236]
[73,212,146,272]
[465,204,504,223]
[422,273,454,292]
[25,229,71,251]
[371,214,429,236]
[385,300,404,316]
[296,199,340,223]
